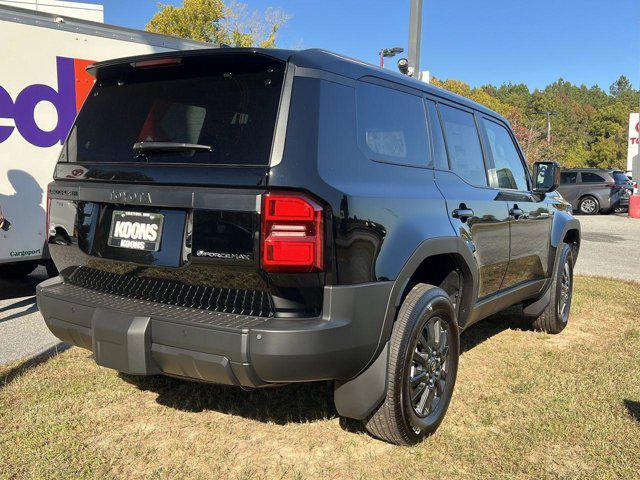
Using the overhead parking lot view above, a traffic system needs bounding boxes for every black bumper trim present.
[37,277,392,387]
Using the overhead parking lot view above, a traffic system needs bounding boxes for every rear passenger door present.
[479,116,552,289]
[428,100,511,299]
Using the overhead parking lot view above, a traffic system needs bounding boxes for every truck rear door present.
[47,51,324,318]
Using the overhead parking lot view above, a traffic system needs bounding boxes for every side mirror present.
[533,161,561,194]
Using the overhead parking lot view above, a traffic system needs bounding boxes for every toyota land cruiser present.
[37,48,580,445]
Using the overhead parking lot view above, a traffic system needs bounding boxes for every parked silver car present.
[558,168,631,214]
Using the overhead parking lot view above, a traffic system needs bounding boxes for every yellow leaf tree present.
[146,0,289,48]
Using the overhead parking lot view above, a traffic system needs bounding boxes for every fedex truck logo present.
[0,56,94,148]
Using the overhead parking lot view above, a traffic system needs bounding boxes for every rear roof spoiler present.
[86,47,295,79]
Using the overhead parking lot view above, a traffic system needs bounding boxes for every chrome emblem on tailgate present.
[109,190,152,204]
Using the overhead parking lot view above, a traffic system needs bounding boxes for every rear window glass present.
[356,81,430,167]
[63,55,284,165]
[613,172,629,184]
[581,172,606,183]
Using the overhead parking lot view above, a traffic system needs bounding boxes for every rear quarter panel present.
[269,76,455,285]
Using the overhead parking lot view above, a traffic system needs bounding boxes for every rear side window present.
[64,55,284,165]
[482,118,528,191]
[356,82,430,167]
[438,104,487,186]
[561,172,578,184]
[581,172,606,183]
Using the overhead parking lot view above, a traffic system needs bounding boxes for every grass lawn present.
[1,276,639,479]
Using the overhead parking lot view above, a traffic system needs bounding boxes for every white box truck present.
[0,4,208,278]
[0,0,104,22]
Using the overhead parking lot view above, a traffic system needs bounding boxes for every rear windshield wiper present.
[133,142,212,154]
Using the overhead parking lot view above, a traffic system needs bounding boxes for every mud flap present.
[522,286,551,318]
[92,308,159,375]
[333,342,389,420]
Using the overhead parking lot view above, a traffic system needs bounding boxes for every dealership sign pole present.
[628,113,639,193]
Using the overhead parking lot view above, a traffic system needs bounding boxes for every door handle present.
[452,208,474,221]
[510,207,524,219]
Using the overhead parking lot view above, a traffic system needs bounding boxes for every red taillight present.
[261,192,324,273]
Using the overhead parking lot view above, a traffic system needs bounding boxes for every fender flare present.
[379,236,478,346]
[551,215,581,260]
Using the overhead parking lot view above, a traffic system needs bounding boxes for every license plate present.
[108,211,164,252]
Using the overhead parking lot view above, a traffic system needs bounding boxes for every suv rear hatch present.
[47,50,325,318]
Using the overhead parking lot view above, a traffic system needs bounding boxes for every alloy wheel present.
[408,316,450,418]
[580,198,596,214]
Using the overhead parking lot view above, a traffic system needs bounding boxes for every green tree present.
[562,140,590,168]
[610,75,633,98]
[586,102,628,168]
[146,0,289,47]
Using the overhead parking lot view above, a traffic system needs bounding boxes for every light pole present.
[535,111,557,144]
[407,0,423,78]
[379,47,404,68]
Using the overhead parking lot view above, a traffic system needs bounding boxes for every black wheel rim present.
[558,260,572,323]
[408,316,450,419]
[581,198,596,214]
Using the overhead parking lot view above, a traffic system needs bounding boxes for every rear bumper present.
[36,277,392,388]
[600,196,614,209]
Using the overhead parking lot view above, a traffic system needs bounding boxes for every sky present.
[96,0,639,92]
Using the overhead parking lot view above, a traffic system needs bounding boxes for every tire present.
[364,284,459,445]
[531,243,574,334]
[45,260,59,278]
[0,261,38,279]
[578,195,599,215]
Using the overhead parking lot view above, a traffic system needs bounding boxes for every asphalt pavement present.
[0,266,64,366]
[0,214,638,366]
[574,214,640,282]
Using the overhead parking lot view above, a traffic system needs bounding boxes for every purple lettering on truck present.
[0,56,93,148]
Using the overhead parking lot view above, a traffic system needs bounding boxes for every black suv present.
[558,168,631,214]
[37,49,580,445]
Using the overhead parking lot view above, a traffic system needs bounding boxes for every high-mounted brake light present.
[131,58,182,69]
[261,193,324,273]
